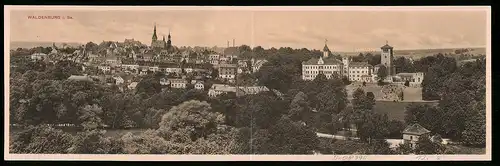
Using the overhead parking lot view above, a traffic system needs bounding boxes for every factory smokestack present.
[233,39,235,47]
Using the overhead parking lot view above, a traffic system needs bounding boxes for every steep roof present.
[169,78,187,83]
[402,123,431,135]
[396,73,415,77]
[349,62,372,68]
[67,75,93,82]
[236,86,269,96]
[323,44,330,52]
[128,82,138,88]
[302,57,342,65]
[31,53,47,56]
[381,44,394,49]
[211,84,236,92]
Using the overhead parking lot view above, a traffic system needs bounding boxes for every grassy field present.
[372,101,439,122]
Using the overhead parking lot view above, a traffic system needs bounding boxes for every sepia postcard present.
[4,6,491,161]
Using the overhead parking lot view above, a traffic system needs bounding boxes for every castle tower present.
[381,40,395,75]
[322,39,330,58]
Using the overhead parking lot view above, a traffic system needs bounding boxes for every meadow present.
[372,101,438,122]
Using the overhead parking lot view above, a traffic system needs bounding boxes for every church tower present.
[380,40,395,75]
[152,23,158,41]
[167,30,172,48]
[322,39,330,58]
[151,23,158,47]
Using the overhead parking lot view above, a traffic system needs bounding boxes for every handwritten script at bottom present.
[415,155,443,161]
[332,155,368,161]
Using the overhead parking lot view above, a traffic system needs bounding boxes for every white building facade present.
[302,44,344,80]
[208,84,236,97]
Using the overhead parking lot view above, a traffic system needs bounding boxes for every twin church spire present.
[151,23,172,49]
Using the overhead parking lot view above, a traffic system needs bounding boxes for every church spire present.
[323,39,330,52]
[152,23,158,41]
[167,29,172,48]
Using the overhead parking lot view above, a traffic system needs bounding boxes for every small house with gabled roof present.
[402,123,431,149]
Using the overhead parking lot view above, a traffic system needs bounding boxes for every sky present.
[8,7,489,51]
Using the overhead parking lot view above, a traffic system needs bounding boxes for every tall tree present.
[78,104,104,130]
[377,65,388,81]
[288,91,312,123]
[158,100,224,140]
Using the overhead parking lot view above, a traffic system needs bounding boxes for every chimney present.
[227,41,229,48]
[233,39,235,47]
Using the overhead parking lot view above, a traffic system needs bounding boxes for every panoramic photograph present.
[5,6,489,160]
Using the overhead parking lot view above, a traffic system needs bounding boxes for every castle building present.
[302,40,429,83]
[302,40,377,82]
[347,62,373,82]
[302,42,344,80]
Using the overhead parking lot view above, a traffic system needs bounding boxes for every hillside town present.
[26,24,427,101]
[25,24,271,97]
[10,21,486,155]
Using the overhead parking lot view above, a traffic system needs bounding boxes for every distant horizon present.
[9,9,487,52]
[9,40,486,53]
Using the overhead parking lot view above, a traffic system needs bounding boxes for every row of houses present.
[207,84,270,97]
[95,62,211,76]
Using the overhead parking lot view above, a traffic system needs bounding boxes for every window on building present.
[410,136,413,140]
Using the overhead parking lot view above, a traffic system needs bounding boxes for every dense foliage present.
[404,57,486,146]
[9,45,486,154]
